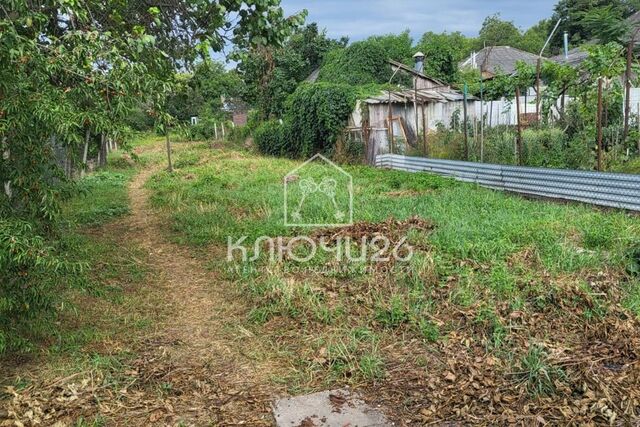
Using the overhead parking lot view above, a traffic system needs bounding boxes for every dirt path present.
[2,147,284,426]
[102,160,281,425]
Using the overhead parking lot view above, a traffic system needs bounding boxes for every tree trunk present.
[99,133,108,167]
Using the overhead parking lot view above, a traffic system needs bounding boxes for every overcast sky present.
[279,0,558,41]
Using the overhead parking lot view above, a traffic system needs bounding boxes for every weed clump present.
[516,344,566,397]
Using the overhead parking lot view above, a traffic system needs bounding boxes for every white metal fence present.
[375,154,640,211]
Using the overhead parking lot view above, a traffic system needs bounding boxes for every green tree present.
[416,31,474,82]
[580,5,630,44]
[237,23,345,118]
[550,0,639,50]
[520,19,551,55]
[318,32,413,86]
[0,0,300,353]
[168,62,243,123]
[476,14,523,50]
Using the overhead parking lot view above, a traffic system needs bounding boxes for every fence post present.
[597,77,603,172]
[535,57,541,120]
[480,80,485,162]
[463,83,469,161]
[388,90,394,155]
[421,102,427,156]
[515,87,523,166]
[637,102,640,154]
[489,101,493,128]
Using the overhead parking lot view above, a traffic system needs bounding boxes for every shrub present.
[522,128,566,167]
[254,120,292,156]
[482,127,519,165]
[286,82,357,157]
[428,127,466,160]
[254,83,357,158]
[427,125,597,170]
[0,219,84,353]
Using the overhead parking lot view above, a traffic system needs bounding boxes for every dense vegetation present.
[254,82,357,157]
[0,0,303,353]
[227,0,640,168]
[3,0,640,356]
[2,1,640,424]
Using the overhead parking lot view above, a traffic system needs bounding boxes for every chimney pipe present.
[563,31,569,60]
[413,51,425,73]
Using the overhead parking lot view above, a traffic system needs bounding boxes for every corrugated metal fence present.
[375,154,640,212]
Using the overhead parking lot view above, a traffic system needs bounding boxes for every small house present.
[346,60,474,163]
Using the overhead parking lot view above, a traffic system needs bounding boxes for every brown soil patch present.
[383,189,432,198]
[313,216,434,243]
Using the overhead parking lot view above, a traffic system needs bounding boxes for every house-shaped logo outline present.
[284,153,354,227]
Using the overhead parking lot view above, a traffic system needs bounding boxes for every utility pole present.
[387,65,401,155]
[413,52,424,151]
[536,18,563,122]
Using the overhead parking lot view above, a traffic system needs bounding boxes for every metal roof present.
[550,48,589,68]
[388,59,447,87]
[459,46,540,76]
[364,88,473,105]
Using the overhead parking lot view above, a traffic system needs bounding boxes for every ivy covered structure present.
[344,60,474,163]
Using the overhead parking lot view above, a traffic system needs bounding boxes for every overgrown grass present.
[46,142,155,366]
[147,144,638,274]
[2,141,151,377]
[144,142,640,412]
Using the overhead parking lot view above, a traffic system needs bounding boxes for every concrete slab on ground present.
[272,388,391,427]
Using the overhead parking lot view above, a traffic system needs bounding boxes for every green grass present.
[64,171,132,225]
[63,147,141,226]
[144,143,640,402]
[516,344,566,396]
[1,143,153,375]
[146,145,638,274]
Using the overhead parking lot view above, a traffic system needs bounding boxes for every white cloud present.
[280,0,557,41]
